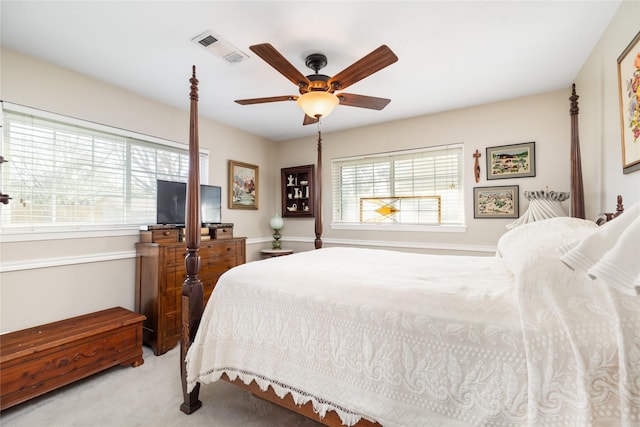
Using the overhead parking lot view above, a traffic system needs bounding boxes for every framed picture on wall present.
[617,30,640,174]
[228,160,259,209]
[473,185,519,219]
[486,142,535,180]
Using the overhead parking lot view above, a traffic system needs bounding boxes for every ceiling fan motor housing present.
[305,53,327,73]
[303,53,331,93]
[306,74,331,92]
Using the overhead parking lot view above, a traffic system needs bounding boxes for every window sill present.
[330,222,467,233]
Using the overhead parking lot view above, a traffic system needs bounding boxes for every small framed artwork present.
[228,160,259,209]
[617,30,640,174]
[474,185,519,219]
[486,142,535,180]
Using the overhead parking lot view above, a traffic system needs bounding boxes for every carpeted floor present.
[0,346,323,427]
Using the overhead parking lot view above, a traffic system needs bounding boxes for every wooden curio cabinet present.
[281,165,314,217]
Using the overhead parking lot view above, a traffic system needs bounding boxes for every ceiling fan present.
[235,43,398,125]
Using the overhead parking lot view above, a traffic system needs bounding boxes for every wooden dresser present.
[135,236,246,356]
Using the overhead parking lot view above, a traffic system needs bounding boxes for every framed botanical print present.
[617,30,640,174]
[228,160,259,209]
[473,185,519,219]
[486,142,535,180]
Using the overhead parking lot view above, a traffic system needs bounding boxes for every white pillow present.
[560,201,640,273]
[497,216,598,274]
[586,215,640,296]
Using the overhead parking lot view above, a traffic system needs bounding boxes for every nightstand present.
[260,248,293,258]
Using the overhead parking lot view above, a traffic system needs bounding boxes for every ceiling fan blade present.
[235,95,297,105]
[303,114,319,126]
[328,45,398,91]
[337,93,391,110]
[250,43,310,88]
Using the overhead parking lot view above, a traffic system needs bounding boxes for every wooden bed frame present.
[178,68,592,425]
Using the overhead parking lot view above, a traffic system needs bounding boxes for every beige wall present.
[0,48,279,239]
[277,0,640,251]
[574,0,640,217]
[1,1,638,332]
[0,48,277,332]
[276,89,572,253]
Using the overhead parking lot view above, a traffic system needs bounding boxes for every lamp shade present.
[296,91,339,119]
[506,190,570,229]
[270,214,284,230]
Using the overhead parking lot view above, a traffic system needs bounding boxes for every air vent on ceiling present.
[191,30,249,64]
[198,35,218,47]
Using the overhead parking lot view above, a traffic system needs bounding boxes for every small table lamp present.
[270,214,284,249]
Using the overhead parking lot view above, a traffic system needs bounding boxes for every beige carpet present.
[1,346,323,427]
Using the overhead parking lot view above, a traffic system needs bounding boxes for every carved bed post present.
[180,66,203,414]
[314,128,323,249]
[569,84,585,219]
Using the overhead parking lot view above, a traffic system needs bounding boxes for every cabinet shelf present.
[281,165,315,217]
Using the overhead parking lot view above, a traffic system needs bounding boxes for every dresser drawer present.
[201,241,238,259]
[169,241,238,265]
[201,256,238,275]
[150,229,179,243]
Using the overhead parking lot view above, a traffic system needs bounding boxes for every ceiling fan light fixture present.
[296,91,339,119]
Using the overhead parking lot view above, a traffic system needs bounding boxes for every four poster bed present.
[179,70,640,426]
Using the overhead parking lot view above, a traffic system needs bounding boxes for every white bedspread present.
[186,218,640,426]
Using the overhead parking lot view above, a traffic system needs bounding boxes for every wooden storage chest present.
[0,307,145,411]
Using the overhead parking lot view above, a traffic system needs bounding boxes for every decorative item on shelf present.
[270,214,284,249]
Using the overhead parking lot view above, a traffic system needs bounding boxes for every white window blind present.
[332,144,464,225]
[1,103,208,230]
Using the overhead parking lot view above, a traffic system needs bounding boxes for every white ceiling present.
[1,1,621,142]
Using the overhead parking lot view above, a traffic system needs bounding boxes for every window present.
[1,103,208,231]
[332,144,464,226]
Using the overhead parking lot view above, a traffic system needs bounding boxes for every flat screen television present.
[156,179,222,226]
[200,183,222,225]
